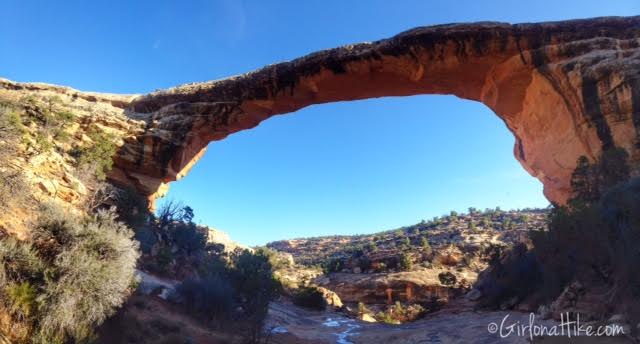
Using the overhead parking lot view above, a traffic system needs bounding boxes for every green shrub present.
[531,178,640,302]
[173,276,234,323]
[0,204,140,343]
[324,257,344,273]
[52,128,71,143]
[399,252,413,271]
[367,241,377,252]
[231,250,277,343]
[72,127,117,181]
[196,252,229,277]
[134,226,157,254]
[357,301,370,316]
[570,148,630,202]
[154,246,174,273]
[54,110,75,125]
[0,105,26,147]
[0,238,43,286]
[474,150,635,316]
[33,132,53,153]
[373,262,387,272]
[375,302,425,324]
[35,208,139,343]
[474,243,541,308]
[115,187,150,228]
[254,247,292,270]
[6,282,37,319]
[171,222,207,255]
[0,170,29,211]
[419,236,430,249]
[376,311,401,324]
[438,271,456,286]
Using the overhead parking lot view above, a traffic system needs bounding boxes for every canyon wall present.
[5,16,640,206]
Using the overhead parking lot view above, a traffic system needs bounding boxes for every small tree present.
[171,222,207,255]
[232,250,277,344]
[156,200,184,228]
[419,236,430,250]
[174,276,234,324]
[324,258,345,273]
[367,241,378,252]
[399,253,413,271]
[438,271,457,286]
[73,127,117,181]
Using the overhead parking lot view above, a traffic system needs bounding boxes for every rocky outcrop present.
[316,271,471,304]
[3,16,640,206]
[206,227,249,252]
[0,79,142,235]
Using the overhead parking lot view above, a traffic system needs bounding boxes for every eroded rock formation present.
[4,16,640,206]
[316,271,467,304]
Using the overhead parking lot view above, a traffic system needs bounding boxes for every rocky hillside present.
[0,80,140,235]
[266,208,548,320]
[268,208,547,270]
[0,89,142,343]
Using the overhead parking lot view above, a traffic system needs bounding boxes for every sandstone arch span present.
[107,16,640,206]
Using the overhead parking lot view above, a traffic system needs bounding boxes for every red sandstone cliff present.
[3,16,639,206]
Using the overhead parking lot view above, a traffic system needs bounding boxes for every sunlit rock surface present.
[3,16,639,206]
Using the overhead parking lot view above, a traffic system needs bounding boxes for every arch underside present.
[106,16,640,206]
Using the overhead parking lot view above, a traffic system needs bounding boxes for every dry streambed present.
[266,302,635,344]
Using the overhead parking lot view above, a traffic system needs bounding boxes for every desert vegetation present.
[98,198,280,343]
[268,208,547,274]
[474,148,640,330]
[374,301,427,324]
[169,249,278,343]
[71,126,117,181]
[0,204,139,343]
[0,105,29,211]
[0,100,142,343]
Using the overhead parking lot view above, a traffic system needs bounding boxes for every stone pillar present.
[406,283,413,302]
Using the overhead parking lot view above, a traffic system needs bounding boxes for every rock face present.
[316,271,470,304]
[4,16,640,206]
[0,79,140,235]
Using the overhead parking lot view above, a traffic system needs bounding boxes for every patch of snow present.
[270,326,288,334]
[323,317,361,344]
[136,270,178,297]
[323,318,341,327]
[158,287,172,300]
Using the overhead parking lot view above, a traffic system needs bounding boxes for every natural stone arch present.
[107,16,640,206]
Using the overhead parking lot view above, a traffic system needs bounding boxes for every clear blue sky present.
[2,1,637,245]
